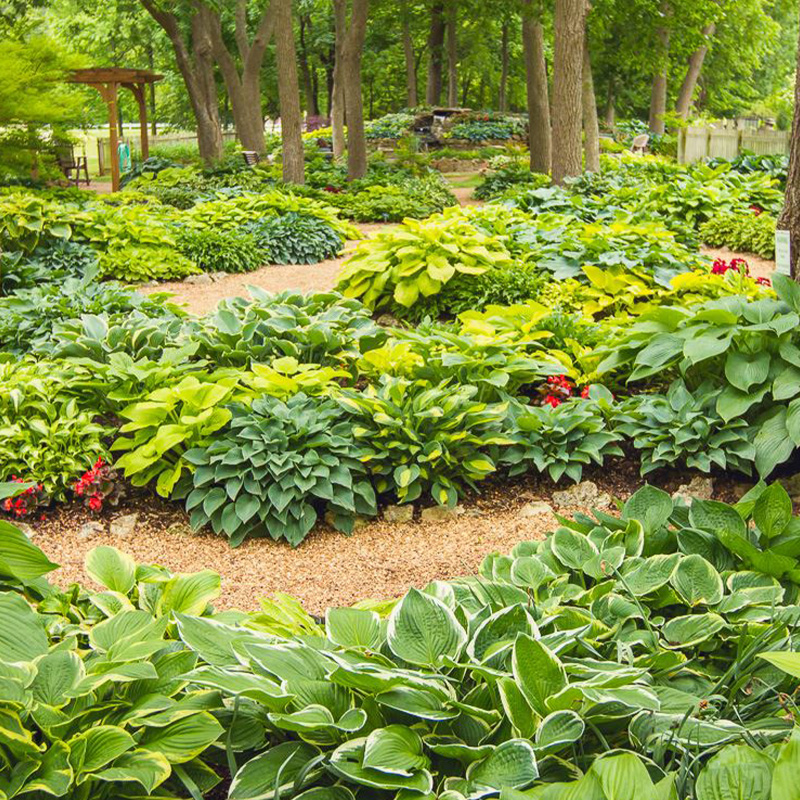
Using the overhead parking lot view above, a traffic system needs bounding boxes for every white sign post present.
[776,229,792,276]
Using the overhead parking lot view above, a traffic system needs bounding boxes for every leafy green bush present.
[338,377,509,507]
[178,394,377,546]
[337,209,514,310]
[365,112,415,139]
[0,361,111,498]
[246,212,344,264]
[176,226,264,273]
[0,189,73,252]
[615,380,756,475]
[0,239,96,294]
[474,164,550,201]
[97,244,200,282]
[0,277,183,356]
[499,390,623,482]
[188,289,383,368]
[700,210,777,258]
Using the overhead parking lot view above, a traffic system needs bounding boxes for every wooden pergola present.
[70,68,163,192]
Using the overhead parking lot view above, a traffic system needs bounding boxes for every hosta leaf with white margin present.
[512,634,567,717]
[362,725,429,775]
[387,588,467,666]
[229,741,322,800]
[328,738,434,793]
[670,554,723,606]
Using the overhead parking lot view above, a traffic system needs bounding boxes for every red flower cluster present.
[324,185,342,194]
[749,205,763,216]
[756,276,772,286]
[74,459,122,513]
[541,374,574,408]
[711,257,750,276]
[2,477,46,518]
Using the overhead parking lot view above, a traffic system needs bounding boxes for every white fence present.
[96,131,239,174]
[678,126,790,164]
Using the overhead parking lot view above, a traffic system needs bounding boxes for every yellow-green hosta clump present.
[337,209,514,310]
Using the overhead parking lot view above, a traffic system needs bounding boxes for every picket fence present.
[678,126,790,164]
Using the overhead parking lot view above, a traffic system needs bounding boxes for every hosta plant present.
[615,379,757,476]
[337,377,510,507]
[177,394,377,546]
[175,226,264,273]
[246,211,345,264]
[337,209,514,310]
[498,388,623,482]
[96,243,200,282]
[700,209,777,259]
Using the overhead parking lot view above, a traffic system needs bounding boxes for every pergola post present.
[69,68,163,192]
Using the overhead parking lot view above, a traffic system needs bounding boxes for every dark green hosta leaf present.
[230,741,322,800]
[694,743,773,800]
[328,738,434,793]
[0,520,58,582]
[753,482,793,539]
[512,634,567,717]
[621,554,681,596]
[465,740,538,792]
[622,485,673,536]
[724,349,770,392]
[387,588,467,666]
[671,555,723,607]
[662,613,726,648]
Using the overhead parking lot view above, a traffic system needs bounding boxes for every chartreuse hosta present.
[4,480,800,800]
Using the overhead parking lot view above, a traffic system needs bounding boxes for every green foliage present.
[247,211,344,264]
[0,239,96,294]
[338,209,514,310]
[179,394,377,546]
[474,164,550,201]
[499,390,623,482]
[188,289,383,368]
[0,190,72,252]
[96,244,200,282]
[176,226,264,273]
[337,377,509,507]
[700,210,777,259]
[0,361,110,498]
[365,112,415,139]
[615,380,757,475]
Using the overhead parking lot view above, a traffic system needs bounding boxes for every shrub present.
[615,379,756,475]
[337,377,509,507]
[188,289,383,368]
[474,163,550,200]
[700,210,777,258]
[178,394,377,546]
[246,212,344,264]
[0,239,96,294]
[176,226,264,273]
[96,244,200,282]
[365,112,415,139]
[337,209,514,311]
[498,389,623,482]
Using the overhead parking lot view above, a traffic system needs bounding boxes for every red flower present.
[543,394,562,408]
[750,204,763,216]
[756,276,771,286]
[581,385,591,399]
[88,495,102,511]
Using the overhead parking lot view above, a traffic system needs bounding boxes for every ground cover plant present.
[3,481,800,798]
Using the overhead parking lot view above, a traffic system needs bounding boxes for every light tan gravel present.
[30,502,556,614]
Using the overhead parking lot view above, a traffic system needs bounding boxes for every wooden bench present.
[242,150,261,167]
[55,142,89,186]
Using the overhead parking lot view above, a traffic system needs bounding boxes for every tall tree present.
[446,0,457,106]
[298,13,320,116]
[425,1,445,104]
[400,0,418,107]
[552,0,587,184]
[521,0,550,174]
[140,0,223,164]
[331,0,346,158]
[498,19,509,111]
[582,34,600,171]
[274,0,304,183]
[206,0,274,154]
[334,0,369,179]
[675,22,715,118]
[648,0,671,134]
[778,3,800,277]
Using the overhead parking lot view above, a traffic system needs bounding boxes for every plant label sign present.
[776,229,792,276]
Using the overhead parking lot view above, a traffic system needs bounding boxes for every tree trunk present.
[604,75,615,128]
[551,0,585,184]
[499,20,509,111]
[426,2,445,105]
[648,1,671,135]
[147,41,157,135]
[331,1,347,158]
[140,0,224,164]
[299,15,320,116]
[274,0,304,183]
[336,0,369,180]
[778,6,800,278]
[521,0,551,174]
[446,0,457,106]
[675,23,715,119]
[582,36,600,172]
[401,1,418,107]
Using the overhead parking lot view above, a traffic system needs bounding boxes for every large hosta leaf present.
[85,546,136,594]
[671,555,723,606]
[695,743,773,800]
[466,740,538,791]
[0,593,48,661]
[0,520,58,582]
[512,634,567,717]
[362,726,429,776]
[328,738,434,793]
[230,741,321,800]
[387,588,467,666]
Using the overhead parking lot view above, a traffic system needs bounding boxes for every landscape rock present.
[166,521,201,537]
[518,501,555,518]
[78,521,105,540]
[14,522,35,538]
[183,273,213,285]
[781,472,800,501]
[110,513,138,540]
[420,505,464,523]
[383,504,414,524]
[376,313,402,328]
[209,272,229,282]
[731,481,755,501]
[552,481,611,509]
[672,476,714,502]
